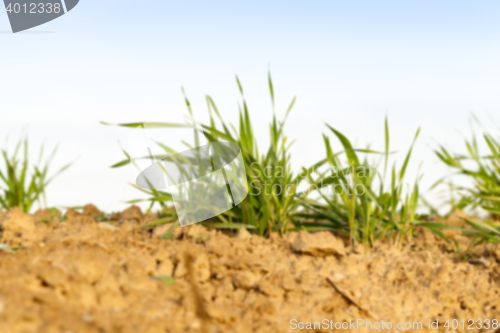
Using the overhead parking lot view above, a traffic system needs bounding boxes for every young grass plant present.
[298,118,424,247]
[106,74,324,236]
[0,138,72,213]
[436,131,500,218]
[199,74,326,235]
[434,122,500,245]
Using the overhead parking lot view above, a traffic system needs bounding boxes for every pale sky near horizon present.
[1,0,500,213]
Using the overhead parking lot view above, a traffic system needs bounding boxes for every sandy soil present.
[0,205,499,333]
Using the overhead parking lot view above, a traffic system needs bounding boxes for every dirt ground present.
[0,205,499,333]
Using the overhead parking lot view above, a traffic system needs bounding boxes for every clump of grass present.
[107,74,323,236]
[0,138,72,213]
[198,74,324,235]
[435,129,500,218]
[433,119,500,245]
[297,117,426,247]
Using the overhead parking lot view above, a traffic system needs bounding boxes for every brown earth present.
[0,206,499,333]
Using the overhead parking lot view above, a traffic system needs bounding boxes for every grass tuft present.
[297,117,424,246]
[0,138,72,213]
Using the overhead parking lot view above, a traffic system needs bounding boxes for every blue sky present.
[1,1,500,212]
